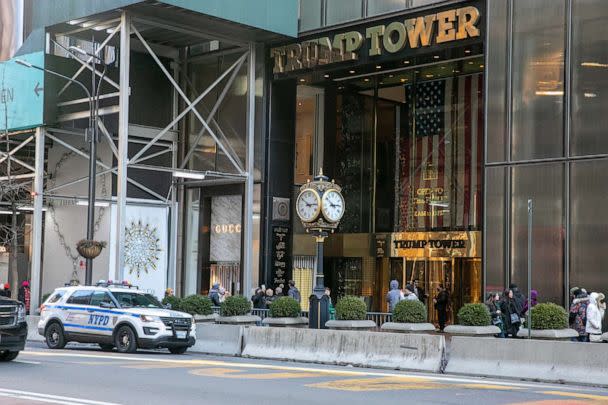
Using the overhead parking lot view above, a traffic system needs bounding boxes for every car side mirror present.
[100,302,115,309]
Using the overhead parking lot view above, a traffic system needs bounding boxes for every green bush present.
[269,296,301,318]
[335,296,367,321]
[530,303,568,330]
[457,303,491,326]
[179,295,213,316]
[220,295,251,317]
[161,295,181,311]
[393,300,427,323]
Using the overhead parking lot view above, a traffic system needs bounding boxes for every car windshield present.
[111,292,162,308]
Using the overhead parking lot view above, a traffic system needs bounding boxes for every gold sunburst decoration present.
[124,220,161,277]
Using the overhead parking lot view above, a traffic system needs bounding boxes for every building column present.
[242,44,256,296]
[30,126,45,309]
[115,11,130,280]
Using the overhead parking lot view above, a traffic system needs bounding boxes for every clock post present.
[295,168,345,329]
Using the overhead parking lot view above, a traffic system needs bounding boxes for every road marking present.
[189,367,320,380]
[307,377,444,392]
[12,359,41,365]
[538,391,608,401]
[0,389,121,405]
[20,350,608,393]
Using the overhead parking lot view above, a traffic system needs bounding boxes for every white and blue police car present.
[38,281,196,354]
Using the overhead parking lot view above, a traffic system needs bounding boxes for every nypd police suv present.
[38,281,195,354]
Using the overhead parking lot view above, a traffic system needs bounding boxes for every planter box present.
[381,322,436,333]
[215,315,261,325]
[444,325,501,336]
[517,328,578,340]
[262,317,309,328]
[194,314,218,323]
[325,320,376,331]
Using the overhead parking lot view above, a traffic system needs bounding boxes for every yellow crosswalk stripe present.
[538,391,608,402]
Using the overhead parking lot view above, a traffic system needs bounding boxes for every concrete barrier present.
[445,336,608,387]
[26,315,44,342]
[242,326,446,373]
[190,323,244,356]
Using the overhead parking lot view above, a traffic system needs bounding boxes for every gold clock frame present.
[296,188,322,223]
[321,188,345,223]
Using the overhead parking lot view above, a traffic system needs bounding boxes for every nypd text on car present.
[38,281,195,354]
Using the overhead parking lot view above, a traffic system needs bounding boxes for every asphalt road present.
[1,342,607,405]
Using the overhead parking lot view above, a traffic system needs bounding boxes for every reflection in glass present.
[510,163,564,305]
[485,167,506,293]
[511,0,565,160]
[183,188,200,296]
[299,0,322,31]
[571,0,608,156]
[326,0,363,25]
[570,160,608,299]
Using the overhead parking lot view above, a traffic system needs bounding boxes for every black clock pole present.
[309,229,330,329]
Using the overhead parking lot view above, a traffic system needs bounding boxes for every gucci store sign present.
[389,231,480,258]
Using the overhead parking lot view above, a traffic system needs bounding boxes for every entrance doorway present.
[384,257,481,326]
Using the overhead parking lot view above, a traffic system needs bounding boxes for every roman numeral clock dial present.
[321,189,345,223]
[296,189,321,222]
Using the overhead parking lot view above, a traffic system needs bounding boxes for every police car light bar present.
[96,280,139,289]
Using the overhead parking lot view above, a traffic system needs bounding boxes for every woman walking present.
[486,292,505,338]
[586,292,606,343]
[500,289,522,338]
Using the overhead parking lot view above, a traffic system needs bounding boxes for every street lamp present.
[16,52,105,286]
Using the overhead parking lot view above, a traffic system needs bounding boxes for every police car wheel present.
[99,344,114,352]
[168,347,188,355]
[114,325,137,353]
[0,350,19,362]
[45,322,66,349]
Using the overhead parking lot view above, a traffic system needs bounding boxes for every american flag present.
[398,73,483,230]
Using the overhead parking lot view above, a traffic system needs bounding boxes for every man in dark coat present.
[208,282,221,306]
[509,283,526,317]
[434,285,449,331]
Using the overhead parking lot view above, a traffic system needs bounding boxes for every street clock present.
[295,169,345,231]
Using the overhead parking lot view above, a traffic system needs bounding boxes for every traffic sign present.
[0,51,44,131]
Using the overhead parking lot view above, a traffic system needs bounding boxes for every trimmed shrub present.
[530,303,568,330]
[179,295,213,316]
[220,295,251,317]
[457,303,491,326]
[335,296,367,321]
[393,300,427,323]
[161,295,181,311]
[269,296,301,318]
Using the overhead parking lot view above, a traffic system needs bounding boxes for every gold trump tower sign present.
[271,5,480,74]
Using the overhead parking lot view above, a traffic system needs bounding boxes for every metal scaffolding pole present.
[242,44,255,297]
[30,126,45,310]
[115,11,130,281]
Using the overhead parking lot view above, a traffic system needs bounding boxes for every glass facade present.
[485,0,608,306]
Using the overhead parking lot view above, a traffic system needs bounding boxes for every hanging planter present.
[76,240,107,259]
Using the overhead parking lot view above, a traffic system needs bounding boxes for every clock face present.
[296,189,321,222]
[321,189,345,222]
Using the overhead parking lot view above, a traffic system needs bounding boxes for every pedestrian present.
[486,292,505,337]
[325,287,335,320]
[569,286,580,307]
[0,283,6,297]
[509,283,526,319]
[18,281,31,314]
[208,282,221,306]
[413,279,428,304]
[433,285,449,331]
[219,287,229,303]
[569,288,589,342]
[586,292,605,343]
[500,289,522,338]
[252,288,266,309]
[523,289,538,316]
[264,288,275,306]
[3,283,10,298]
[275,286,284,297]
[164,288,174,299]
[404,284,419,301]
[287,280,301,303]
[386,280,403,312]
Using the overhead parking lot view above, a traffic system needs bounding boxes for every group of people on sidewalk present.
[485,284,534,338]
[251,280,302,309]
[0,280,31,314]
[386,279,449,331]
[569,287,606,342]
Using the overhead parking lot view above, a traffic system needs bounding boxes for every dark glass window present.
[90,292,115,307]
[66,290,94,305]
[485,167,506,293]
